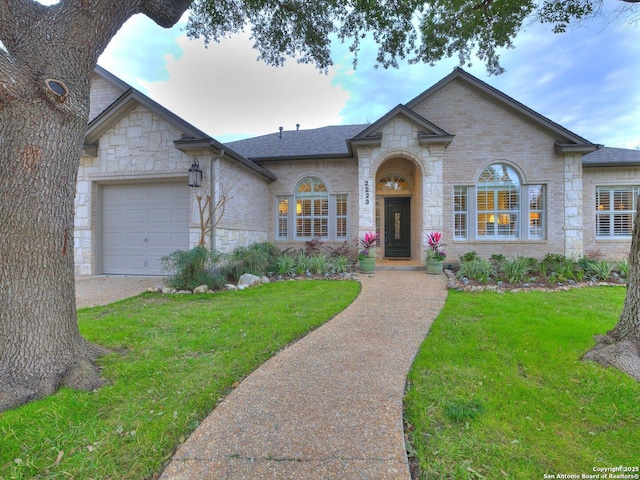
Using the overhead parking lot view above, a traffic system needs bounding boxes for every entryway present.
[384,197,411,258]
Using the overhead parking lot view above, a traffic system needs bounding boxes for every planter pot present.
[426,259,444,275]
[359,257,376,274]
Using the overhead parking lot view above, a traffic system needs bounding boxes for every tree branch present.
[139,0,193,27]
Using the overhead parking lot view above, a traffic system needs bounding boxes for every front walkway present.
[160,271,448,479]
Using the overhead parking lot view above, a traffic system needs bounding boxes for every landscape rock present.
[225,284,238,291]
[238,273,263,289]
[193,285,209,294]
[162,287,177,294]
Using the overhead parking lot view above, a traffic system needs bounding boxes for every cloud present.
[129,32,350,141]
[97,8,640,148]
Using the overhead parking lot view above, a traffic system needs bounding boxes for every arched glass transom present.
[377,173,409,192]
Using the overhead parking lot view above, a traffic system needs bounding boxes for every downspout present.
[210,149,225,251]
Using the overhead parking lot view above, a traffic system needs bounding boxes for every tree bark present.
[583,205,640,382]
[0,0,193,412]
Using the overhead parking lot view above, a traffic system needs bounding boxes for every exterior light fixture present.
[188,158,202,187]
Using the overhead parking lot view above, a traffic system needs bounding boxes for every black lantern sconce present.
[188,158,202,187]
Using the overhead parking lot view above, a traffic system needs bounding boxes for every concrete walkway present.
[160,271,448,479]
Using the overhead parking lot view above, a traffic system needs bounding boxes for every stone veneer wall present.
[75,103,202,275]
[358,116,444,262]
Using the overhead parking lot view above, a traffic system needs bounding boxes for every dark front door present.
[384,197,411,258]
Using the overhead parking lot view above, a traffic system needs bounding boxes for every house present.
[76,66,640,275]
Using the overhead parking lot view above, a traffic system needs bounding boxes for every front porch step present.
[375,264,425,271]
[374,260,425,271]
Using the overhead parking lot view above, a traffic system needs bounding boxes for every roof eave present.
[174,138,277,181]
[555,142,601,154]
[418,133,455,147]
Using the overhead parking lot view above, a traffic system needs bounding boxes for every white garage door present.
[102,182,189,275]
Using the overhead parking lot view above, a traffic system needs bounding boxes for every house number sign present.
[364,180,370,205]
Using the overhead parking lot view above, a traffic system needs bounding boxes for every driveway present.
[75,275,163,309]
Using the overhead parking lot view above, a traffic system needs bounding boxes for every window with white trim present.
[454,186,468,239]
[276,196,288,239]
[336,194,348,239]
[596,186,639,238]
[275,177,347,241]
[453,163,545,241]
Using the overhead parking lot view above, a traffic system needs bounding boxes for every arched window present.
[477,164,520,238]
[453,163,545,241]
[377,173,409,192]
[295,177,328,239]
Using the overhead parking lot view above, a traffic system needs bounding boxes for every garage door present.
[102,182,189,275]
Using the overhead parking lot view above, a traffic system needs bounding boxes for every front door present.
[384,197,411,258]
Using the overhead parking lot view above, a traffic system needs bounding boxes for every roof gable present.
[84,68,276,181]
[406,68,597,150]
[349,104,453,148]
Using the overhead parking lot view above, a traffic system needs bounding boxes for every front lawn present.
[0,280,360,479]
[404,287,640,479]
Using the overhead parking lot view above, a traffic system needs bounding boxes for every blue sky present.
[96,6,640,148]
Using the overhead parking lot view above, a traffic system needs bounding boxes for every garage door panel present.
[102,182,189,275]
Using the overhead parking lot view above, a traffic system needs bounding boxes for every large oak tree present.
[1,0,638,413]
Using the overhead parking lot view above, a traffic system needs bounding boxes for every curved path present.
[160,271,448,479]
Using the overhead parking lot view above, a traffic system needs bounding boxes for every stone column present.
[563,153,584,258]
[357,148,376,238]
[422,145,445,261]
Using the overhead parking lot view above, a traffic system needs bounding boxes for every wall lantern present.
[188,158,202,187]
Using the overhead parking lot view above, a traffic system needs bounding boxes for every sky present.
[92,4,640,148]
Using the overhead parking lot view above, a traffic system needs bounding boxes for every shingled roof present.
[225,124,368,161]
[583,147,640,167]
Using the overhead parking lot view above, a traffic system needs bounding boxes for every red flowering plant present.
[425,231,446,261]
[358,231,380,260]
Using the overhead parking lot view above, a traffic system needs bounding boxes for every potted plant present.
[425,231,446,274]
[358,231,379,274]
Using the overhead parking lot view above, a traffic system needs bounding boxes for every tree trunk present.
[0,84,109,412]
[583,206,640,382]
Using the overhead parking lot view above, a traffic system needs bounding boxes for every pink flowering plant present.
[425,231,446,261]
[358,231,380,260]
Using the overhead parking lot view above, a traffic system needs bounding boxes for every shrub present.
[161,246,224,290]
[229,242,281,278]
[295,250,312,275]
[309,253,329,275]
[324,239,357,259]
[589,259,614,281]
[617,259,630,279]
[275,253,297,275]
[498,256,532,284]
[330,255,352,274]
[459,251,479,263]
[456,257,496,284]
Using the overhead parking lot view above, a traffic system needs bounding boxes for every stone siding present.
[75,100,270,274]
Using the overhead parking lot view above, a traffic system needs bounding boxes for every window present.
[336,194,348,239]
[529,185,545,240]
[276,177,347,241]
[277,196,288,239]
[454,187,467,239]
[477,164,520,239]
[296,177,328,239]
[596,186,639,238]
[453,163,545,241]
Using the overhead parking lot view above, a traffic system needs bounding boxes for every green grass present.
[404,287,640,479]
[0,280,360,479]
